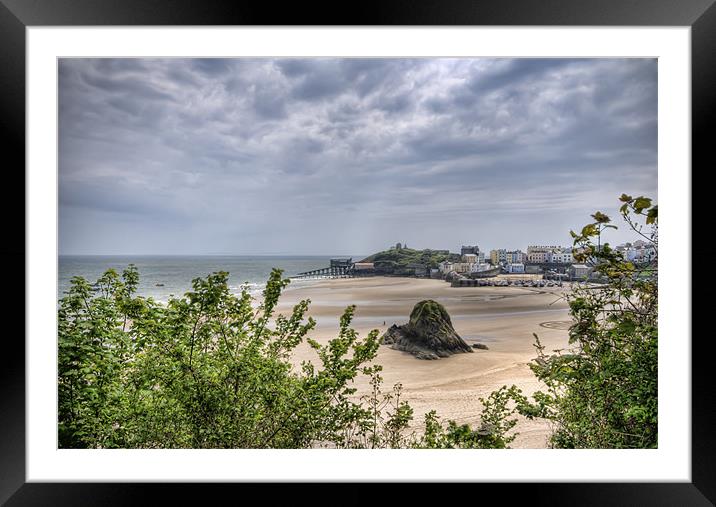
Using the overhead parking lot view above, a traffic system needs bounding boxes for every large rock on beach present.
[381,300,473,360]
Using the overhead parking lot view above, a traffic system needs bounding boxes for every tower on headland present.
[461,245,480,256]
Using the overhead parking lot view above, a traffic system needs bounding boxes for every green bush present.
[517,195,658,448]
[58,267,521,449]
[59,196,656,449]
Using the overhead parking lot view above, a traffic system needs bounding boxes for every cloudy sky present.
[59,58,657,256]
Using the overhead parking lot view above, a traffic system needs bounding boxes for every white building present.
[527,251,549,263]
[438,261,454,274]
[616,244,638,261]
[470,263,493,273]
[463,252,485,264]
[451,262,473,274]
[528,245,560,252]
[528,246,572,264]
[642,246,657,262]
[616,242,656,263]
[569,264,593,279]
[504,251,524,264]
[634,244,656,262]
[491,249,523,265]
[550,249,574,264]
[506,263,525,273]
[490,249,507,264]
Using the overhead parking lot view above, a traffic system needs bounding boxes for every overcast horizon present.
[59,58,657,256]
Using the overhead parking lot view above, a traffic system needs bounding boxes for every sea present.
[58,255,366,304]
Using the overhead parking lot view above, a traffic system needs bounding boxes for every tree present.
[58,266,521,449]
[518,195,658,448]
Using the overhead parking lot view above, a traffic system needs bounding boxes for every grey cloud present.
[252,91,287,119]
[291,73,345,101]
[404,132,510,163]
[467,58,575,94]
[373,92,413,114]
[81,72,174,102]
[276,59,401,102]
[166,66,203,87]
[59,58,657,255]
[339,59,410,97]
[191,58,233,76]
[275,59,313,77]
[92,58,150,75]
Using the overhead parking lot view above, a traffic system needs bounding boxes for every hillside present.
[360,247,460,276]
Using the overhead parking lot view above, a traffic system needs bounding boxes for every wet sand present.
[276,276,572,448]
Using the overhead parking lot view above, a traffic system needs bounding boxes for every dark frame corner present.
[2,0,712,504]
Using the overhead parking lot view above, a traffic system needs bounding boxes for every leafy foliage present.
[517,195,658,448]
[58,267,521,449]
[58,196,658,450]
[418,386,527,449]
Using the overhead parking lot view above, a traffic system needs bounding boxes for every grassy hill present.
[360,247,460,276]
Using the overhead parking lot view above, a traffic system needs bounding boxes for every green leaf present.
[591,211,611,224]
[580,224,598,237]
[634,197,652,211]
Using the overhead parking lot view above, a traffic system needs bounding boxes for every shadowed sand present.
[277,276,572,448]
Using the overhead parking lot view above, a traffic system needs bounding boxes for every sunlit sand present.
[278,276,572,448]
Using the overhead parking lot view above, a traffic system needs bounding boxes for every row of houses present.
[440,245,526,275]
[525,245,575,264]
[438,259,493,275]
[436,245,490,274]
[441,257,594,279]
[615,240,657,263]
[439,244,568,277]
[448,241,650,281]
[487,246,576,265]
[393,239,655,281]
[527,242,657,266]
[489,249,525,265]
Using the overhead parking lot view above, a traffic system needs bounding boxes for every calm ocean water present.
[58,255,366,303]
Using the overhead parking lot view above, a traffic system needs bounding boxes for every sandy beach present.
[277,276,572,448]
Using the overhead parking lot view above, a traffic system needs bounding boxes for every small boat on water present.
[155,283,164,287]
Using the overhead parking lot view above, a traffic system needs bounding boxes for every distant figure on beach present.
[383,321,386,326]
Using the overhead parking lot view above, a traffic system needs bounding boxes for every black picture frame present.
[1,0,711,504]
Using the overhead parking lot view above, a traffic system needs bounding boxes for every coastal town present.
[52,54,661,457]
[294,240,657,287]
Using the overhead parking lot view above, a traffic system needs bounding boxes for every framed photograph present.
[3,0,711,504]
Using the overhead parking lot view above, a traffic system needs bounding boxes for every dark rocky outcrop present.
[381,300,473,360]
